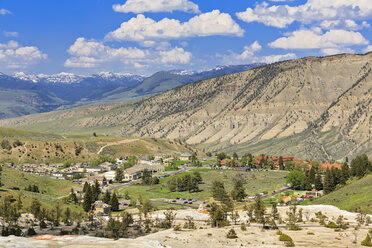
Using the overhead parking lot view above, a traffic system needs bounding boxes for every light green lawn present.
[117,170,288,202]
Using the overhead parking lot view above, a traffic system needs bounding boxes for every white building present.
[103,170,116,181]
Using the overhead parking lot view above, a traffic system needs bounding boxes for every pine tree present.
[64,207,71,226]
[279,156,284,170]
[102,190,111,204]
[83,182,89,193]
[323,169,334,194]
[231,180,246,202]
[54,203,62,227]
[92,180,101,201]
[254,196,266,224]
[193,171,203,184]
[314,174,323,190]
[115,167,124,182]
[69,188,78,203]
[309,167,316,184]
[212,180,229,202]
[271,202,279,229]
[341,162,349,184]
[83,185,93,212]
[30,198,41,219]
[305,175,312,191]
[110,192,119,211]
[233,152,239,161]
[16,193,23,211]
[0,165,3,187]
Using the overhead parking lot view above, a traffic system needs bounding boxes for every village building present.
[180,152,192,161]
[305,191,321,198]
[93,201,111,215]
[84,166,103,174]
[103,170,116,182]
[82,175,107,185]
[154,154,165,161]
[138,158,153,165]
[124,167,142,181]
[51,172,64,178]
[98,162,117,171]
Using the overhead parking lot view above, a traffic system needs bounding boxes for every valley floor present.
[1,205,370,248]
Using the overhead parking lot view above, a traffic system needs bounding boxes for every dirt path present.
[97,139,139,155]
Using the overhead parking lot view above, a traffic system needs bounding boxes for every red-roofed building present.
[321,162,342,171]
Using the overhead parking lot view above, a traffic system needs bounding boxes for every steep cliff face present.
[1,53,371,160]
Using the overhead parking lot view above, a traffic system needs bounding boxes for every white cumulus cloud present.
[105,10,244,41]
[3,31,19,38]
[236,0,372,29]
[363,45,372,53]
[320,20,370,31]
[159,47,192,64]
[219,41,296,65]
[269,29,369,50]
[0,40,47,69]
[0,9,11,15]
[64,38,192,70]
[65,38,147,68]
[113,0,200,13]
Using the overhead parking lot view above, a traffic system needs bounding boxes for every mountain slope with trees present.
[0,53,371,160]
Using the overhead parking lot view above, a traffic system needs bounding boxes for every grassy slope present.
[117,170,288,201]
[0,166,82,212]
[0,127,199,164]
[0,127,62,140]
[311,174,372,213]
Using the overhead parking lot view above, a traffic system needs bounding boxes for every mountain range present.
[0,53,371,161]
[0,64,262,119]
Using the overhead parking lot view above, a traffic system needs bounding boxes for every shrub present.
[173,225,181,231]
[361,234,372,247]
[285,240,295,247]
[276,230,283,235]
[27,227,37,236]
[227,229,238,239]
[326,221,338,229]
[241,224,247,231]
[307,232,315,235]
[279,233,293,242]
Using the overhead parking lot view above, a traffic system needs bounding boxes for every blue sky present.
[1,0,372,75]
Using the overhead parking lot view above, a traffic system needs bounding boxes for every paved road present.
[150,200,198,209]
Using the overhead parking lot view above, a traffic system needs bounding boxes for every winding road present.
[97,139,139,155]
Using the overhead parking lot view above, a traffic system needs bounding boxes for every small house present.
[180,153,192,161]
[93,201,111,215]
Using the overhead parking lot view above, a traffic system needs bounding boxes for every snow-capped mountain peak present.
[96,72,145,82]
[13,72,83,84]
[13,72,40,83]
[169,70,196,76]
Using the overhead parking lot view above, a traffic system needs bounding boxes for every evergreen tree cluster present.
[102,190,119,211]
[350,154,372,178]
[286,167,324,191]
[105,212,133,239]
[82,180,101,212]
[167,172,203,192]
[24,184,40,193]
[142,169,160,185]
